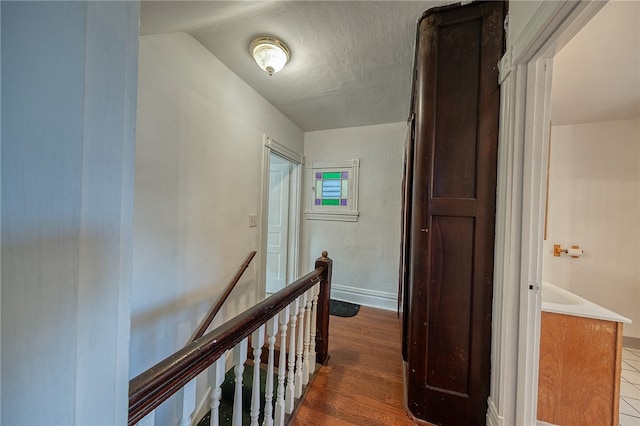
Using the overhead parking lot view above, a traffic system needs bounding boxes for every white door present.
[266,154,292,293]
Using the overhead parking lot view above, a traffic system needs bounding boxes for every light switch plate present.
[248,214,258,228]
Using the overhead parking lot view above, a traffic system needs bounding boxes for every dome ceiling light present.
[250,36,290,76]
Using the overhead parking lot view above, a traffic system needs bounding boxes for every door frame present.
[257,134,304,301]
[490,1,605,425]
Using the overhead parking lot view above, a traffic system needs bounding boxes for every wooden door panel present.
[405,2,504,425]
[426,216,474,394]
[433,18,480,200]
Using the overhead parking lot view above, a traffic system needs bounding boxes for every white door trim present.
[265,137,303,165]
[258,135,304,301]
[490,2,605,425]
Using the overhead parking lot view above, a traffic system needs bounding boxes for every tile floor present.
[620,346,640,426]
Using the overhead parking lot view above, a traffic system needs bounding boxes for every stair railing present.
[189,250,257,343]
[128,251,333,426]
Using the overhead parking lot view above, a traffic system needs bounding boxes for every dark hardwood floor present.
[291,306,415,425]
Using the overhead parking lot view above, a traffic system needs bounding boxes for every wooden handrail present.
[189,250,257,343]
[314,252,332,365]
[128,252,333,426]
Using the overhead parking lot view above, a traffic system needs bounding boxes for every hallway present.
[291,306,414,425]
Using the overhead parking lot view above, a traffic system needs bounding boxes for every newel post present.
[314,250,332,365]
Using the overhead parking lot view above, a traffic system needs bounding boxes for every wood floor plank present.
[291,306,414,425]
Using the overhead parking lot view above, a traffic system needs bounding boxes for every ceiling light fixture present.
[250,36,290,76]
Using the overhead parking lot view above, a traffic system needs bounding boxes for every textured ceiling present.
[140,1,640,132]
[140,1,447,131]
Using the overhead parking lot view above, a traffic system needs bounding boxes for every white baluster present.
[233,338,248,426]
[309,284,319,374]
[274,306,289,426]
[295,293,306,398]
[177,378,196,426]
[210,355,226,426]
[137,410,155,426]
[263,315,278,426]
[251,325,265,426]
[302,289,312,385]
[285,299,299,414]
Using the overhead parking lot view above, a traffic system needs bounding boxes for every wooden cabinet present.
[401,2,504,426]
[399,2,505,425]
[537,312,624,426]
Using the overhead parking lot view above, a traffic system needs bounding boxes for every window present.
[315,171,349,206]
[305,159,359,222]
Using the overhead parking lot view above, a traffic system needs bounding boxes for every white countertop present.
[542,282,631,324]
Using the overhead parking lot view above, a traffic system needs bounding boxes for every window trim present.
[304,159,360,222]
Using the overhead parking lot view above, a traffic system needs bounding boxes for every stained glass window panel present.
[322,172,341,179]
[313,167,353,209]
[322,180,341,199]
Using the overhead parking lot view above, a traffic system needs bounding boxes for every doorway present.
[266,153,294,293]
[490,2,609,425]
[259,137,303,299]
[543,0,639,334]
[540,2,639,424]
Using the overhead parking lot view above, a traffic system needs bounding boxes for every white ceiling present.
[552,0,640,125]
[140,1,640,132]
[140,0,448,131]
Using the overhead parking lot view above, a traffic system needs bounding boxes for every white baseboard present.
[331,283,397,311]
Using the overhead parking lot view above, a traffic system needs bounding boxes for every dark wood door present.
[405,2,504,425]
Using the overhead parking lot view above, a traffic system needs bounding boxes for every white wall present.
[1,2,138,425]
[132,32,303,423]
[543,119,640,338]
[302,122,406,310]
